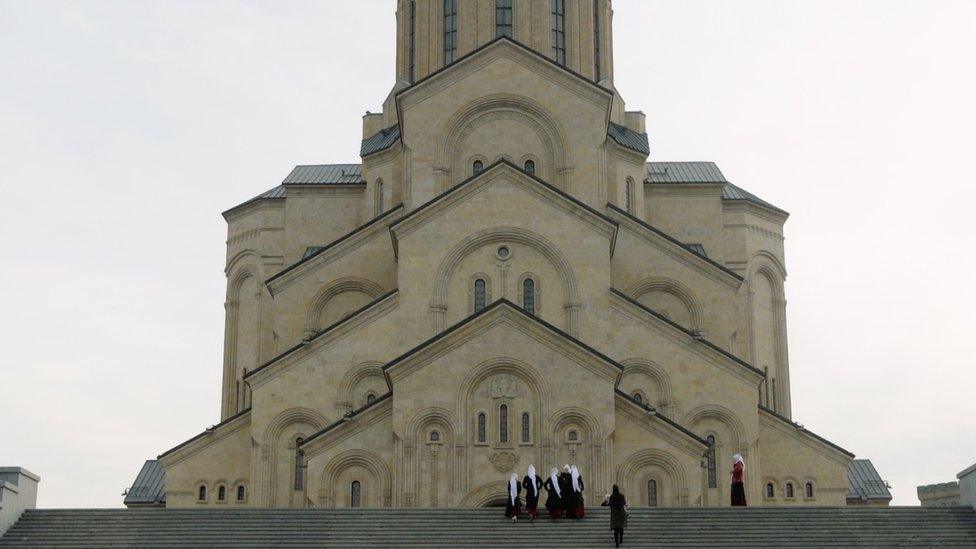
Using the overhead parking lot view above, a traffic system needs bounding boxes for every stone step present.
[3,507,975,548]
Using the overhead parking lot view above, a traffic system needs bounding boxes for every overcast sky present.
[1,0,973,508]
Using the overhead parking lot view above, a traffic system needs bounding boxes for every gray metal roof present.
[283,164,364,185]
[123,460,166,507]
[645,161,787,215]
[361,125,401,157]
[608,122,650,156]
[847,459,892,501]
[645,161,728,184]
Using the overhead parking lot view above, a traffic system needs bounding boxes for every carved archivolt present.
[458,480,511,507]
[628,277,705,332]
[305,277,385,332]
[682,404,747,451]
[319,449,392,508]
[440,95,569,187]
[616,448,688,507]
[619,358,674,408]
[456,357,552,440]
[337,362,386,409]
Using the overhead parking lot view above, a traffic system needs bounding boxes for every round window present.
[497,246,511,260]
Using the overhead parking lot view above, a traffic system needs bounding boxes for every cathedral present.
[155,0,855,510]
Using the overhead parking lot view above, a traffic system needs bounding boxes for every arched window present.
[632,392,643,404]
[197,485,207,502]
[217,485,226,502]
[376,180,384,215]
[625,177,634,213]
[366,393,376,405]
[786,482,794,499]
[351,481,361,508]
[521,412,530,443]
[706,435,717,488]
[477,412,487,443]
[294,437,305,491]
[568,429,579,442]
[473,160,484,175]
[523,159,535,176]
[593,0,601,81]
[805,482,814,498]
[474,278,487,312]
[522,278,536,315]
[443,0,458,65]
[429,430,440,442]
[499,404,509,443]
[766,483,775,498]
[495,0,513,38]
[408,1,416,82]
[236,485,246,502]
[647,479,658,507]
[550,0,566,65]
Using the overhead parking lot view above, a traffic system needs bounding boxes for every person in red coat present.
[730,454,747,506]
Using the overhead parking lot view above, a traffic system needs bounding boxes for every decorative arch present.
[616,449,689,507]
[225,249,263,280]
[337,361,386,411]
[459,480,511,507]
[619,358,674,410]
[457,357,552,435]
[440,94,569,186]
[260,407,329,507]
[682,404,747,452]
[304,277,385,333]
[628,277,705,331]
[431,226,580,334]
[319,449,392,508]
[548,406,605,443]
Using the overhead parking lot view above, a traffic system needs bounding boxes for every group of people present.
[505,464,585,522]
[501,454,748,548]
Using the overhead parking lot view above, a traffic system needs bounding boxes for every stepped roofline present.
[223,163,365,218]
[644,161,788,217]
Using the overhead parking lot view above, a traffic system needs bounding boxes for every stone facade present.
[0,467,40,536]
[158,0,854,509]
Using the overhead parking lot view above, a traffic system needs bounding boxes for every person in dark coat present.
[506,473,522,521]
[608,484,627,547]
[522,464,543,521]
[730,454,747,507]
[559,465,575,518]
[543,467,563,521]
[571,465,585,519]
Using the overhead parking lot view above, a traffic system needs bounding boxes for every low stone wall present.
[958,462,976,509]
[0,467,40,536]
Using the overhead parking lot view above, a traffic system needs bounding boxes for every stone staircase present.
[2,507,975,548]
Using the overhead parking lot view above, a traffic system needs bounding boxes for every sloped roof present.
[224,164,365,216]
[608,122,650,156]
[361,125,400,157]
[123,460,165,507]
[847,459,892,501]
[645,161,788,215]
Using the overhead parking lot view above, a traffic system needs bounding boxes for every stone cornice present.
[300,394,394,458]
[722,200,790,224]
[265,205,404,295]
[605,204,743,290]
[609,289,765,386]
[157,408,251,467]
[643,182,725,198]
[614,392,708,456]
[222,196,285,223]
[759,406,855,465]
[390,161,618,260]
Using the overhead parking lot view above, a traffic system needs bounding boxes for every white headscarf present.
[527,465,538,496]
[732,454,745,479]
[509,473,519,504]
[571,465,581,492]
[563,464,571,473]
[550,467,561,497]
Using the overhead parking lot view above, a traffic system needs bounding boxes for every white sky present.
[1,0,973,508]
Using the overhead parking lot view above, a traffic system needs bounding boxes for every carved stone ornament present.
[489,374,518,399]
[489,451,520,473]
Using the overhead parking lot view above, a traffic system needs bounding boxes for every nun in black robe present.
[543,467,563,520]
[522,464,543,520]
[505,473,522,521]
[571,465,585,519]
[559,464,576,519]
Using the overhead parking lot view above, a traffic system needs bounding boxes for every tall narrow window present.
[593,0,601,81]
[647,479,658,507]
[522,278,536,315]
[766,483,775,498]
[477,412,487,443]
[474,279,487,312]
[198,485,207,502]
[237,485,246,502]
[294,438,305,491]
[499,404,509,443]
[496,0,513,38]
[376,180,384,215]
[218,485,226,501]
[633,392,643,404]
[366,393,376,405]
[772,378,778,412]
[706,435,717,488]
[786,482,794,499]
[351,481,361,507]
[523,159,535,175]
[551,0,566,65]
[473,160,484,175]
[625,177,634,213]
[408,1,416,82]
[805,483,814,498]
[443,0,458,66]
[521,412,530,443]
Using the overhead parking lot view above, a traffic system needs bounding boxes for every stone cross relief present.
[489,374,519,399]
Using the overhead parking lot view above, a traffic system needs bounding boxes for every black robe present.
[522,475,543,508]
[505,482,522,518]
[558,472,574,516]
[543,477,562,511]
